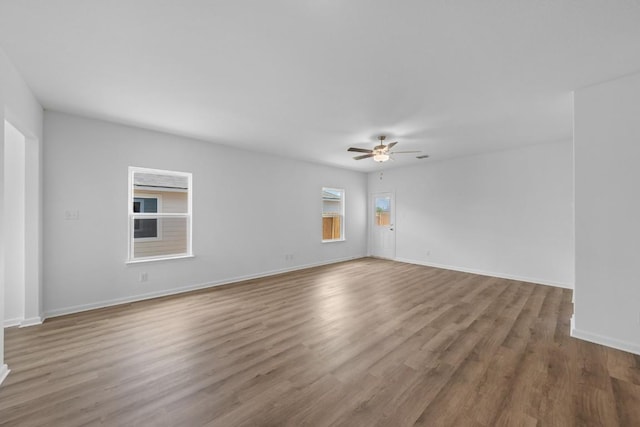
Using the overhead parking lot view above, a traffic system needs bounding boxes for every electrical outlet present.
[139,272,148,282]
[64,209,80,220]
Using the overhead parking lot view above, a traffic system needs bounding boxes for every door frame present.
[3,119,42,328]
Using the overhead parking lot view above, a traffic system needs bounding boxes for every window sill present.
[322,239,346,243]
[133,237,162,243]
[126,254,195,265]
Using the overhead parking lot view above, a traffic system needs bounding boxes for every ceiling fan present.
[348,136,422,162]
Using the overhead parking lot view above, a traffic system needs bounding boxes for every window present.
[128,167,192,262]
[322,187,345,242]
[375,196,391,226]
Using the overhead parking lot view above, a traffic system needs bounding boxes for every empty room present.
[1,1,640,426]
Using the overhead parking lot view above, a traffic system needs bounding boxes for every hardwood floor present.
[1,258,639,426]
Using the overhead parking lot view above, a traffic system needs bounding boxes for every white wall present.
[573,71,640,355]
[368,141,574,288]
[43,111,367,316]
[0,47,44,385]
[4,121,26,325]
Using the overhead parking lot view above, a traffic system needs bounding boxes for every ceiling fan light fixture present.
[373,153,389,162]
[349,135,419,163]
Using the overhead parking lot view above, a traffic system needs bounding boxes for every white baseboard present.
[571,326,640,356]
[570,314,575,332]
[3,318,22,328]
[0,364,9,386]
[20,317,43,328]
[394,257,574,289]
[44,255,364,319]
[4,316,44,329]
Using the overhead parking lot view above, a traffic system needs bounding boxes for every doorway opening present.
[4,120,26,326]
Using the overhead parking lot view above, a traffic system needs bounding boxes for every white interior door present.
[371,192,395,259]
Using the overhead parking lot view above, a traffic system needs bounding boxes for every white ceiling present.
[1,1,639,172]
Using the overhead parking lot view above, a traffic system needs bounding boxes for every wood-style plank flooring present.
[1,258,640,426]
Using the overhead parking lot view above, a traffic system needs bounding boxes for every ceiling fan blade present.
[386,141,398,149]
[348,147,373,153]
[353,153,375,160]
[390,150,421,154]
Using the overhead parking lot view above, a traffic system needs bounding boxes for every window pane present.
[375,196,391,226]
[322,216,341,240]
[133,172,189,190]
[133,171,189,214]
[322,189,342,214]
[132,216,188,259]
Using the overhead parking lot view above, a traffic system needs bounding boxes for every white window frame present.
[133,193,163,242]
[127,167,193,263]
[322,187,345,243]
